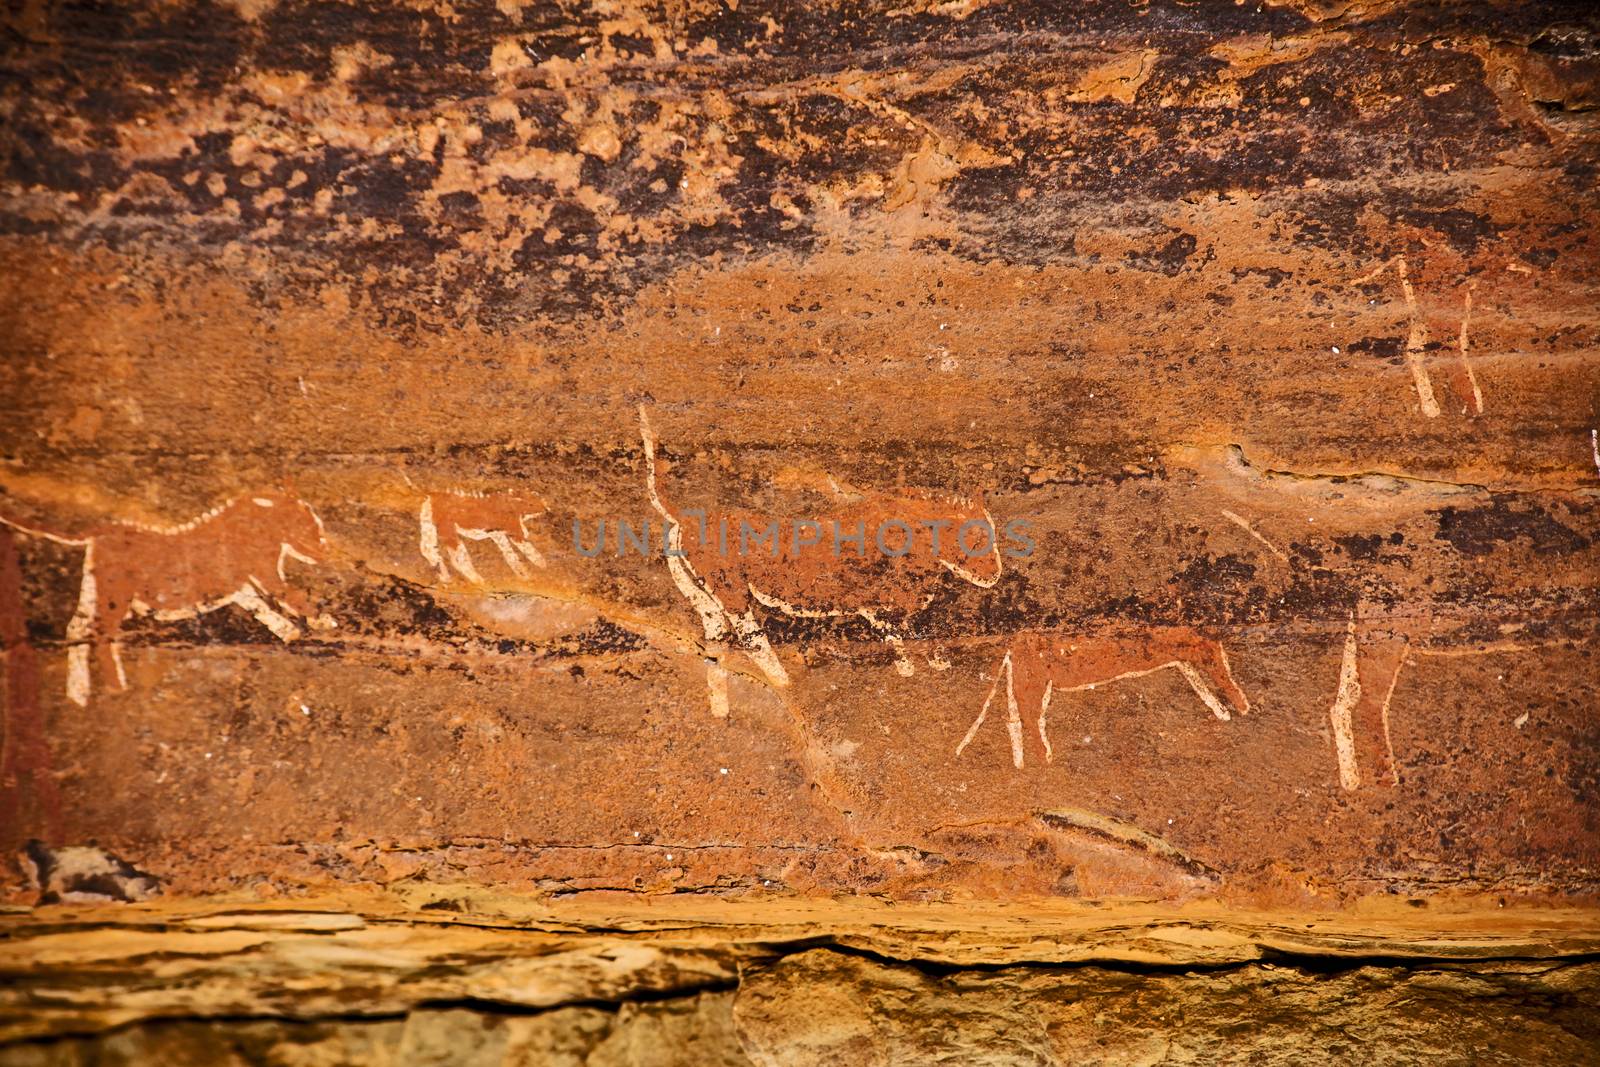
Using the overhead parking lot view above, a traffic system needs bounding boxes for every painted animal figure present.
[958,628,1250,769]
[1324,613,1556,792]
[419,490,547,586]
[1354,254,1483,420]
[0,492,330,706]
[640,406,1001,715]
[1327,617,1413,790]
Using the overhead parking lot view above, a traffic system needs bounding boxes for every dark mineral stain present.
[1433,498,1591,558]
[557,619,649,658]
[1127,232,1197,276]
[1336,534,1385,561]
[1344,336,1406,363]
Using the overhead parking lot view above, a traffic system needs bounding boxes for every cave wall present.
[0,0,1597,1059]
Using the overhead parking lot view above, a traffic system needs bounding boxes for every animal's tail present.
[0,511,90,547]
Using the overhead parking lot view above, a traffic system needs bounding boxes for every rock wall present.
[5,956,1599,1066]
[1,0,1597,1059]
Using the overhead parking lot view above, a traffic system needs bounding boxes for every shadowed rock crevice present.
[3,946,1597,1065]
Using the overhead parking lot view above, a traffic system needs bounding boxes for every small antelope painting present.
[418,490,548,586]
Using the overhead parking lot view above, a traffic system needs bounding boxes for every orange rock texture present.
[0,0,1597,1056]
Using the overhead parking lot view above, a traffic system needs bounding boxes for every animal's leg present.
[668,556,729,645]
[278,592,337,631]
[273,542,333,624]
[107,642,127,690]
[91,575,133,694]
[730,610,790,688]
[1209,642,1250,714]
[512,529,547,568]
[256,570,309,618]
[446,542,487,586]
[251,577,334,632]
[63,547,98,707]
[1443,287,1483,416]
[480,529,532,579]
[705,658,730,719]
[230,584,303,643]
[276,541,319,584]
[1005,656,1023,767]
[958,643,1052,768]
[1173,662,1227,720]
[65,576,133,704]
[664,557,742,707]
[1328,621,1409,790]
[1037,680,1055,765]
[1394,258,1442,418]
[1351,636,1408,788]
[957,650,1008,762]
[64,650,90,707]
[88,623,126,695]
[858,609,913,677]
[1173,643,1248,720]
[93,609,129,692]
[1329,625,1361,789]
[418,499,452,583]
[1006,640,1052,766]
[271,586,314,620]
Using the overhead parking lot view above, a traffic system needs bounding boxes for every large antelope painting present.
[1,492,330,706]
[639,407,1003,716]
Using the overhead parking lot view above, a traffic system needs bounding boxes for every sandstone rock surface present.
[0,0,1597,1059]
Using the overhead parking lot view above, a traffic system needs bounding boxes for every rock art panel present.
[0,0,1595,927]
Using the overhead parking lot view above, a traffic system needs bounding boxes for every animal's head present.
[1206,640,1251,719]
[1178,631,1250,721]
[250,491,329,562]
[901,489,1002,589]
[512,494,550,543]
